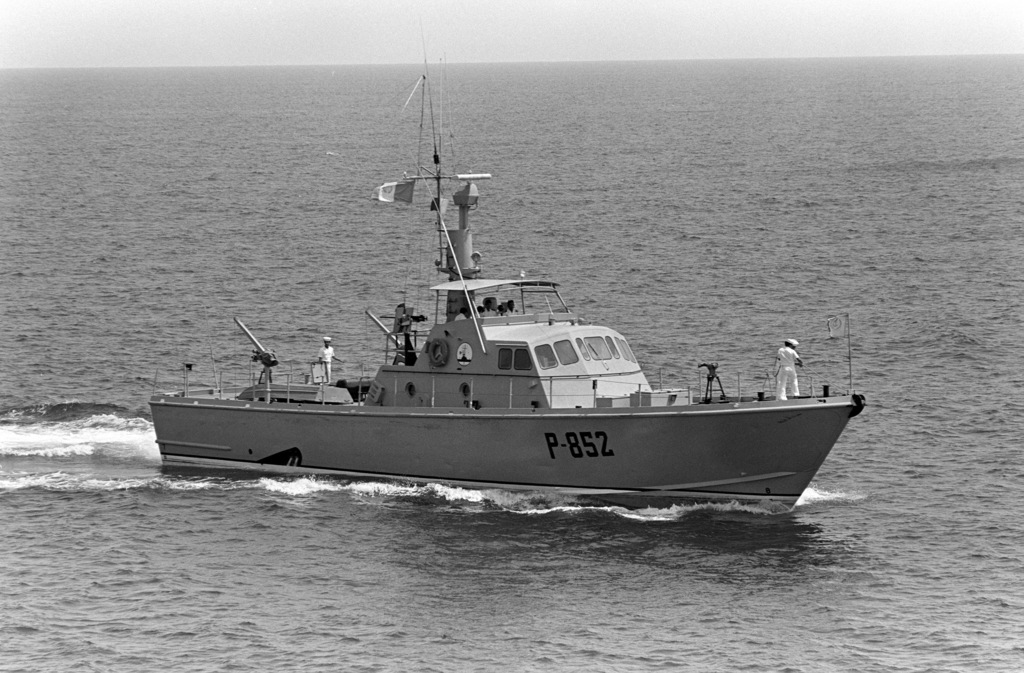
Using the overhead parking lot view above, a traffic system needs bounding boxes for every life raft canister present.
[427,339,450,367]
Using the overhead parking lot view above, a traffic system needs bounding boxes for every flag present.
[373,179,415,203]
[429,197,448,215]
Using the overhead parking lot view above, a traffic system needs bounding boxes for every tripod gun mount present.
[699,362,727,403]
[234,317,279,383]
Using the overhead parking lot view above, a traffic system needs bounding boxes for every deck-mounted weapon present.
[699,362,727,403]
[234,317,279,382]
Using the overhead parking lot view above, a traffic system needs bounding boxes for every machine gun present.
[392,303,427,334]
[699,362,727,403]
[234,317,279,381]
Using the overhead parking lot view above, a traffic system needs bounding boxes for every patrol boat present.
[149,89,864,510]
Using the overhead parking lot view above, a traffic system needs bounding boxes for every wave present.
[0,414,157,460]
[506,498,796,521]
[0,471,152,491]
[339,480,798,520]
[259,476,350,496]
[0,472,242,492]
[0,472,420,496]
[796,485,865,506]
[0,467,825,520]
[0,402,138,424]
[866,156,1024,175]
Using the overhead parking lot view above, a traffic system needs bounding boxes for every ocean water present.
[2,56,1023,671]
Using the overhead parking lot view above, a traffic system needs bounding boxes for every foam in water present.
[795,485,864,506]
[253,477,804,520]
[343,480,426,499]
[258,476,348,496]
[0,472,78,491]
[254,477,489,503]
[0,464,850,520]
[506,497,790,521]
[1,471,150,492]
[0,471,275,493]
[158,477,238,491]
[0,414,159,461]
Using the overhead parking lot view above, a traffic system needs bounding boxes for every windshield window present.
[584,336,612,360]
[605,336,621,359]
[616,337,636,363]
[575,338,591,360]
[535,344,558,369]
[553,339,579,365]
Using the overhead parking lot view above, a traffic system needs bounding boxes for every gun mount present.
[234,317,279,373]
[699,362,726,403]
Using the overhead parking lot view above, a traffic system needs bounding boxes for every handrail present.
[155,356,852,408]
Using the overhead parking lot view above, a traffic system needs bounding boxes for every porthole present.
[460,382,471,397]
[406,382,416,396]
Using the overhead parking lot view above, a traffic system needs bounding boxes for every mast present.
[374,68,492,349]
[434,176,487,347]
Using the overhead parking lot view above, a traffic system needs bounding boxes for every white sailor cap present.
[785,338,799,347]
[323,336,332,342]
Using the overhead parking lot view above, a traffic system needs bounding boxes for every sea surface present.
[1,57,1023,671]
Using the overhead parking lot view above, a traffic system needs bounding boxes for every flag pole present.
[846,313,854,394]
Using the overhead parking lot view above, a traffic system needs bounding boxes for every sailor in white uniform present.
[775,338,803,400]
[318,336,339,383]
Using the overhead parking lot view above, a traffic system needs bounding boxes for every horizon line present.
[3,52,1022,72]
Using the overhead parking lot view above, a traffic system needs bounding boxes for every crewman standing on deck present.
[775,338,803,400]
[318,336,341,383]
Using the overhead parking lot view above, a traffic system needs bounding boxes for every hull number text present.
[545,431,612,459]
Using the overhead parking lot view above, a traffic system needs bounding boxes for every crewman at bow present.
[775,338,803,400]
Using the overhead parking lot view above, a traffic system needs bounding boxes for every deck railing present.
[157,360,845,409]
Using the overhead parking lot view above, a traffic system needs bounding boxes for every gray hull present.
[150,394,863,508]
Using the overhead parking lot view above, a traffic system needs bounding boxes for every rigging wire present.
[441,55,458,164]
[422,60,441,176]
[400,76,423,112]
[201,304,220,386]
[379,75,427,172]
[417,73,428,176]
[437,59,443,172]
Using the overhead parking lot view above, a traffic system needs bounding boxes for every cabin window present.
[616,337,636,363]
[498,348,513,370]
[535,344,558,369]
[575,338,591,360]
[553,339,579,365]
[584,336,612,360]
[513,348,533,371]
[605,336,621,359]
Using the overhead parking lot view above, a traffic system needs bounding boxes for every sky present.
[1,0,1021,69]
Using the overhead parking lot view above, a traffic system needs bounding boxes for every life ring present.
[427,339,450,367]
